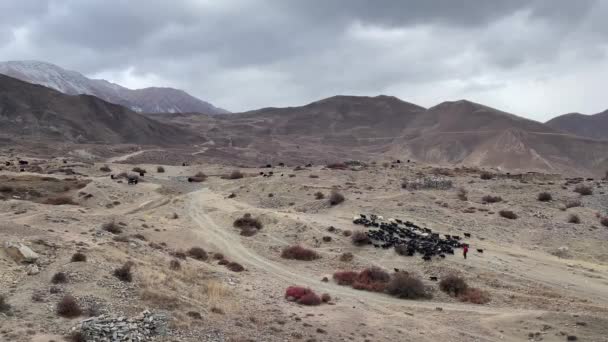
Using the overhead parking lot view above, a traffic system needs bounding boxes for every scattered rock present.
[4,241,39,263]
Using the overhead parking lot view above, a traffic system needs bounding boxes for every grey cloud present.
[0,0,607,118]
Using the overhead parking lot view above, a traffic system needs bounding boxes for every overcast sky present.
[1,0,607,120]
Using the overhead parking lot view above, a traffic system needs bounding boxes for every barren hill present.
[0,60,228,114]
[546,110,608,141]
[0,74,196,145]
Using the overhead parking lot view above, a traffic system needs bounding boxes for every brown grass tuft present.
[482,195,502,203]
[314,191,325,199]
[102,221,123,234]
[0,295,10,313]
[339,252,354,262]
[157,166,165,173]
[568,214,581,224]
[44,196,77,205]
[99,165,111,172]
[457,187,468,201]
[601,216,608,228]
[51,272,68,284]
[227,262,245,272]
[480,171,494,180]
[459,288,490,304]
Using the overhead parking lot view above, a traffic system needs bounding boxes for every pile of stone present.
[402,177,453,190]
[73,310,168,341]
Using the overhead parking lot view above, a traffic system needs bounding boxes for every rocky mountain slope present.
[0,60,228,114]
[0,74,196,145]
[546,110,608,141]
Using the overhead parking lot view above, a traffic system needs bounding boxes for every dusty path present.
[106,149,160,163]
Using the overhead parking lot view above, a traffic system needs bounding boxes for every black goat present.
[464,233,471,238]
[429,276,438,281]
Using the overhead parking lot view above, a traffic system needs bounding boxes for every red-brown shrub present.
[298,292,322,306]
[333,271,358,285]
[459,288,491,304]
[601,217,608,227]
[281,245,320,261]
[44,196,77,205]
[285,286,312,300]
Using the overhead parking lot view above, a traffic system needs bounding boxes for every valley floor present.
[1,153,607,341]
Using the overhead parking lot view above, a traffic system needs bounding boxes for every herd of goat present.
[353,214,481,261]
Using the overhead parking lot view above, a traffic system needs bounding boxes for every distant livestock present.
[18,160,28,165]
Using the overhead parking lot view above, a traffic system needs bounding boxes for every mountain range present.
[546,110,608,141]
[0,74,195,145]
[0,60,228,115]
[1,64,607,175]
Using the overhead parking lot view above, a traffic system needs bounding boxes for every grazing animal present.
[139,172,144,177]
[5,161,11,166]
[464,233,471,238]
[429,276,438,281]
[110,174,115,179]
[394,268,400,273]
[476,249,484,253]
[128,177,138,185]
[20,168,25,172]
[18,160,28,165]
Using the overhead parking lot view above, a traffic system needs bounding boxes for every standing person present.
[463,245,469,259]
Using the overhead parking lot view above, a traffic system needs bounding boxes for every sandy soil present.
[1,153,607,342]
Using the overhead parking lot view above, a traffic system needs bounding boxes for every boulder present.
[4,241,39,263]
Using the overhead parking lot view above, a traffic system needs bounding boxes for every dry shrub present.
[459,288,490,304]
[188,172,207,182]
[0,295,10,312]
[56,295,82,318]
[70,252,87,262]
[102,221,122,234]
[169,259,181,270]
[298,292,322,306]
[351,231,370,246]
[480,171,494,180]
[386,272,429,299]
[499,210,518,219]
[333,271,358,285]
[537,192,552,202]
[217,259,229,266]
[327,162,348,170]
[339,252,354,262]
[51,272,68,284]
[482,195,502,203]
[157,166,165,173]
[227,262,245,272]
[394,244,409,256]
[44,196,77,205]
[113,262,133,282]
[329,190,345,205]
[233,213,263,230]
[342,230,352,237]
[309,174,319,179]
[99,165,111,172]
[213,253,225,260]
[225,170,244,179]
[140,290,179,310]
[439,275,468,297]
[565,199,582,208]
[568,214,581,224]
[321,293,331,303]
[132,167,146,174]
[457,188,468,201]
[187,247,208,261]
[574,184,593,196]
[314,191,325,200]
[281,245,320,261]
[171,250,187,259]
[601,217,608,228]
